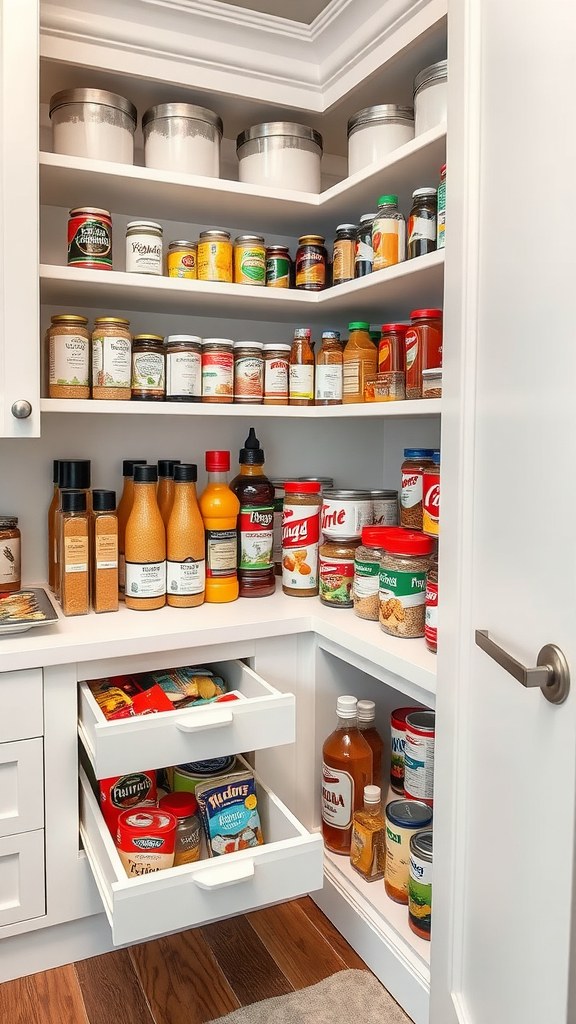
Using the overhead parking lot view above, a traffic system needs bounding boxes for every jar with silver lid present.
[370,489,399,526]
[49,88,137,164]
[321,489,373,540]
[347,104,414,176]
[125,221,163,275]
[236,122,323,193]
[413,60,447,135]
[142,103,223,177]
[166,336,202,403]
[197,230,233,283]
[233,341,264,404]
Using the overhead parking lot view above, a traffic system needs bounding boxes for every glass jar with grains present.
[353,526,388,620]
[48,314,90,399]
[401,448,435,531]
[91,317,132,401]
[378,527,434,638]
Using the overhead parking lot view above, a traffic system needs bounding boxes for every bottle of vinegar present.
[322,695,373,855]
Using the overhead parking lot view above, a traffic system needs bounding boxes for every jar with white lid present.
[49,89,137,164]
[413,60,448,135]
[236,122,323,193]
[347,105,414,176]
[125,221,163,275]
[142,103,223,177]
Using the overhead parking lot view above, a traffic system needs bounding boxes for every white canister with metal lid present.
[321,489,373,539]
[236,122,323,193]
[347,105,414,176]
[143,103,223,176]
[413,60,448,135]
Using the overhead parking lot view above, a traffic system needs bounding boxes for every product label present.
[206,529,237,578]
[264,356,289,399]
[92,335,131,389]
[342,361,360,395]
[390,724,407,789]
[409,857,432,933]
[404,729,435,802]
[281,502,320,590]
[197,240,232,282]
[235,247,265,284]
[168,250,197,278]
[321,497,372,539]
[95,533,118,570]
[353,558,379,598]
[64,535,88,572]
[405,330,419,373]
[385,821,414,896]
[372,217,405,269]
[202,351,234,398]
[166,351,202,398]
[321,762,353,829]
[238,506,274,569]
[296,249,326,288]
[319,555,355,606]
[131,352,165,392]
[50,334,90,387]
[126,236,163,273]
[350,819,386,879]
[408,215,436,244]
[167,558,205,595]
[373,497,398,526]
[315,364,342,402]
[125,561,166,599]
[379,567,426,636]
[68,216,112,267]
[332,240,355,283]
[234,356,264,400]
[289,364,314,401]
[437,180,446,249]
[265,257,290,287]
[0,537,20,583]
[355,239,373,264]
[425,580,438,646]
[422,471,440,535]
[401,470,423,509]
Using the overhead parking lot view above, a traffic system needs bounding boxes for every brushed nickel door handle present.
[475,630,570,705]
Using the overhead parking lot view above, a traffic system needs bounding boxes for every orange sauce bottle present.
[322,695,373,855]
[198,451,240,603]
[116,459,146,600]
[167,464,205,608]
[125,464,166,611]
[158,460,181,527]
[357,699,384,791]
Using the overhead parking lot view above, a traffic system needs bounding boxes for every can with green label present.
[265,245,292,288]
[234,235,265,286]
[409,828,433,939]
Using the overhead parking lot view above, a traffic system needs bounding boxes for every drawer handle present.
[175,708,234,732]
[193,859,255,889]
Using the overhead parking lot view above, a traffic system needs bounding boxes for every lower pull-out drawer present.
[79,764,323,946]
[79,660,295,779]
[0,829,45,927]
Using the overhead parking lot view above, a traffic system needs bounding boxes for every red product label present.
[425,580,438,647]
[100,771,157,837]
[282,506,320,548]
[422,471,440,535]
[239,508,274,532]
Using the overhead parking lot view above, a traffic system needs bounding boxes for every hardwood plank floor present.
[0,899,370,1024]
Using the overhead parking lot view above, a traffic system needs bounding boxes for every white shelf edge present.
[40,398,441,419]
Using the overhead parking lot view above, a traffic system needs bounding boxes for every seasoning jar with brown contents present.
[353,526,388,620]
[91,317,132,400]
[0,517,21,593]
[281,482,321,597]
[400,448,435,531]
[91,489,119,613]
[48,314,90,399]
[131,335,165,401]
[378,527,434,638]
[59,490,89,617]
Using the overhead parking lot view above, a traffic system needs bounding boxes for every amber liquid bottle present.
[166,464,205,608]
[357,699,384,791]
[116,459,146,600]
[230,427,275,597]
[125,464,166,611]
[322,695,373,855]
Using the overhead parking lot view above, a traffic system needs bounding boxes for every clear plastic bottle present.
[372,194,406,270]
[230,428,275,597]
[342,321,377,404]
[198,450,240,604]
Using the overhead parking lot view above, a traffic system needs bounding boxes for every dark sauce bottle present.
[229,428,275,597]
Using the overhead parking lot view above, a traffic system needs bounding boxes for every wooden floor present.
[0,898,369,1024]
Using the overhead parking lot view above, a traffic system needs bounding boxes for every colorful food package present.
[89,666,227,720]
[90,680,135,720]
[142,666,226,706]
[100,770,157,836]
[195,770,264,857]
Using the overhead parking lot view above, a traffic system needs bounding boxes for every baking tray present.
[0,587,60,634]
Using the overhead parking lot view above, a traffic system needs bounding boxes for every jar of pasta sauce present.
[321,489,373,540]
[167,240,197,278]
[319,537,360,609]
[295,235,327,291]
[131,335,165,401]
[197,230,232,283]
[0,516,21,592]
[234,341,264,403]
[202,339,234,403]
[68,207,112,270]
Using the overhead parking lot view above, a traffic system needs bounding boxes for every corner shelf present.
[40,398,441,418]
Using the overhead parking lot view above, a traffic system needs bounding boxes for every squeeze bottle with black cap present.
[167,464,205,608]
[229,427,275,597]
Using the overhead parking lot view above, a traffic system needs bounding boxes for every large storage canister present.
[236,122,323,193]
[347,105,414,176]
[50,88,137,163]
[413,60,447,135]
[143,103,223,177]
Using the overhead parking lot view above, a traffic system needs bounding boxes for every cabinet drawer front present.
[0,738,44,838]
[79,764,323,947]
[0,669,42,742]
[78,660,295,779]
[0,830,45,927]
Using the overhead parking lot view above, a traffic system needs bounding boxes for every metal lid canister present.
[321,489,373,539]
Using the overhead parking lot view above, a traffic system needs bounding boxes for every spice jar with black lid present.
[332,225,356,286]
[407,187,437,259]
[91,489,118,614]
[59,489,90,617]
[295,235,327,291]
[131,335,165,401]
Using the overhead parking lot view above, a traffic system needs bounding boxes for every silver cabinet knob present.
[11,400,32,419]
[475,630,570,705]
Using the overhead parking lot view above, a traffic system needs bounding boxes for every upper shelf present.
[40,398,441,418]
[39,124,446,236]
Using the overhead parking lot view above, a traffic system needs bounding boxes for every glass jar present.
[407,188,437,259]
[401,449,435,530]
[343,321,377,404]
[202,339,234,403]
[91,317,132,401]
[437,164,446,249]
[378,527,434,638]
[425,555,438,653]
[68,207,113,270]
[48,314,90,399]
[332,224,356,286]
[370,490,399,526]
[422,368,442,398]
[319,537,360,609]
[289,328,314,406]
[50,88,136,163]
[197,230,233,283]
[282,481,322,597]
[315,331,342,406]
[263,343,291,404]
[142,103,222,176]
[372,194,406,270]
[265,246,292,288]
[167,240,197,278]
[236,122,323,193]
[131,335,165,401]
[165,335,202,403]
[0,516,21,593]
[405,308,443,399]
[353,526,388,620]
[295,235,327,291]
[347,104,414,175]
[234,235,266,286]
[423,450,440,536]
[125,220,163,275]
[159,792,202,865]
[233,341,264,403]
[379,323,407,373]
[355,214,374,278]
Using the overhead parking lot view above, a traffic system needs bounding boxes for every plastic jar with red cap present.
[379,323,407,373]
[159,791,202,865]
[353,525,389,620]
[281,481,322,597]
[405,309,443,399]
[378,527,434,638]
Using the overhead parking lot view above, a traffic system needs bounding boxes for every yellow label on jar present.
[234,245,265,286]
[167,249,197,279]
[197,239,233,282]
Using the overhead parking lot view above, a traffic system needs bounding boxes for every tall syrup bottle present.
[229,428,275,597]
[199,450,240,603]
[322,695,373,855]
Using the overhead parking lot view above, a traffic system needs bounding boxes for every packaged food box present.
[195,770,264,857]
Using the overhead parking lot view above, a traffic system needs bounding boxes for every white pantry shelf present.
[39,125,446,236]
[40,250,444,323]
[40,398,441,418]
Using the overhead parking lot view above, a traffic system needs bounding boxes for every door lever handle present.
[475,630,570,705]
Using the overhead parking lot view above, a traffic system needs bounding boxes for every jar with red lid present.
[281,481,322,597]
[422,450,440,536]
[405,309,443,399]
[379,323,407,372]
[353,525,388,620]
[378,527,434,638]
[401,448,435,531]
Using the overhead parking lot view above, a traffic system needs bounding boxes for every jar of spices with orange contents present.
[0,517,21,593]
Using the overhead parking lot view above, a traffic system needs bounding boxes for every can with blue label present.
[390,706,423,794]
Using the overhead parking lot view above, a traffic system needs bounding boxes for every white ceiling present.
[213,0,333,24]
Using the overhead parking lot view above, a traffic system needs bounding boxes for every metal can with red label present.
[321,489,373,540]
[99,770,157,837]
[116,808,177,877]
[68,207,113,270]
[425,558,438,653]
[422,451,440,536]
[319,538,360,608]
[282,481,322,597]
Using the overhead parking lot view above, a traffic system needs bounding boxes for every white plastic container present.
[236,122,323,194]
[49,88,137,164]
[413,60,448,136]
[142,103,223,177]
[347,105,414,175]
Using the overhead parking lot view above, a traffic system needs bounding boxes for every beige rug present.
[209,969,410,1024]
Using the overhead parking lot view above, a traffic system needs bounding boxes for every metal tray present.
[0,587,60,634]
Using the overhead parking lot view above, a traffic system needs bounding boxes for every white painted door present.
[0,0,39,437]
[432,1,576,1023]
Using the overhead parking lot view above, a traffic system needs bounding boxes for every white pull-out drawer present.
[0,669,42,742]
[79,660,295,779]
[79,763,323,946]
[0,829,45,927]
[0,738,44,838]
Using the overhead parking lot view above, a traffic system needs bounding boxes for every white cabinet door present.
[432,1,576,1023]
[0,0,39,437]
[0,830,45,926]
[0,739,44,838]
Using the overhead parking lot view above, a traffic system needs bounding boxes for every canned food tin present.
[370,489,398,526]
[167,240,197,278]
[422,451,440,535]
[197,230,232,283]
[409,829,433,939]
[116,808,177,877]
[99,770,157,836]
[68,207,112,270]
[234,235,265,286]
[321,489,373,539]
[404,710,435,806]
[390,707,422,793]
[173,756,237,793]
[384,798,433,904]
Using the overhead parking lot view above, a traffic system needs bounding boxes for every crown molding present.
[138,0,311,39]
